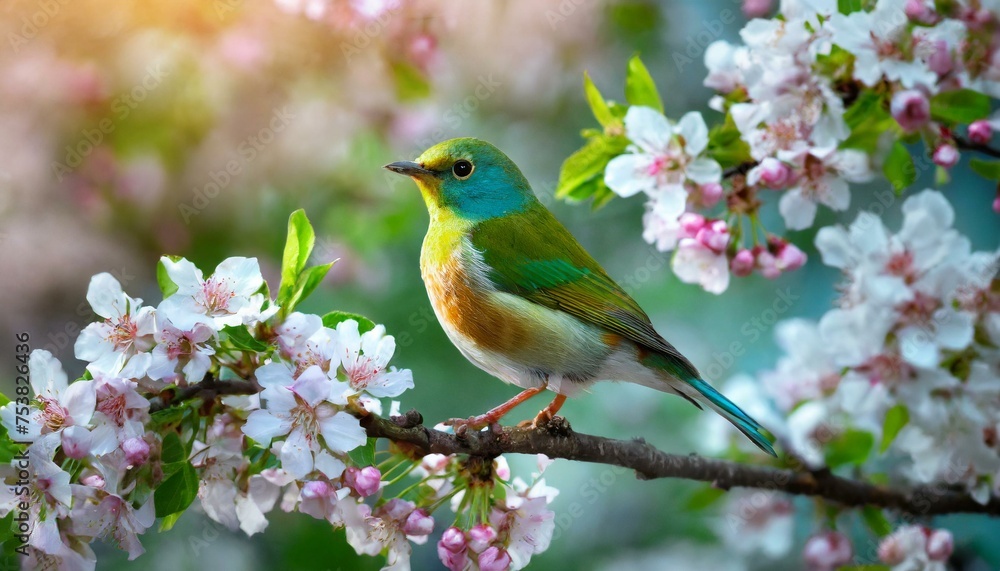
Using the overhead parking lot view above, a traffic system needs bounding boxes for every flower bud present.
[926,40,953,76]
[878,534,906,565]
[776,242,807,271]
[968,120,992,145]
[80,473,105,489]
[122,437,150,466]
[678,212,706,238]
[904,0,935,23]
[695,220,729,253]
[478,546,512,571]
[890,90,930,132]
[752,157,792,189]
[468,524,498,553]
[926,529,953,561]
[933,143,959,168]
[438,527,468,571]
[755,248,781,279]
[742,0,772,18]
[699,182,724,207]
[345,466,381,497]
[61,425,92,460]
[803,531,853,570]
[403,508,434,537]
[730,249,755,277]
[301,480,333,500]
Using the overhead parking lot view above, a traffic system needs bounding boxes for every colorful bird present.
[385,138,776,456]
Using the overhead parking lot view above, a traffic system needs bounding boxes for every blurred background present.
[1,0,997,569]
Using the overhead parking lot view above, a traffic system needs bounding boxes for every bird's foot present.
[518,409,560,429]
[442,415,494,433]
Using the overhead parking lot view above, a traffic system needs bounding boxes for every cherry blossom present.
[242,363,365,479]
[74,272,155,378]
[157,256,277,331]
[335,319,414,399]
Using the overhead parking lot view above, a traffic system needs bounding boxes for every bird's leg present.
[528,393,567,428]
[443,385,547,430]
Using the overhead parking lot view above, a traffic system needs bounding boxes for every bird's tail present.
[638,350,777,456]
[682,377,776,456]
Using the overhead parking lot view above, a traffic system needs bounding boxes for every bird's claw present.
[442,416,490,432]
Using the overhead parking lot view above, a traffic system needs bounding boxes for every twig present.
[157,382,1000,517]
[723,161,757,178]
[954,135,1000,160]
[361,410,1000,518]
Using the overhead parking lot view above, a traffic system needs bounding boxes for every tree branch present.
[155,381,1000,518]
[954,135,1000,160]
[723,161,757,178]
[360,410,1000,518]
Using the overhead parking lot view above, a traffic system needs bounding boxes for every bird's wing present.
[469,204,698,380]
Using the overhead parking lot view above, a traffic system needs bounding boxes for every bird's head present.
[385,137,536,221]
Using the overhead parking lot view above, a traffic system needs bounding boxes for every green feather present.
[470,203,699,381]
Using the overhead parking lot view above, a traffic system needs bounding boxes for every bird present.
[385,137,776,456]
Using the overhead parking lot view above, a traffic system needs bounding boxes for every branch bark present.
[155,381,1000,518]
[360,409,1000,518]
[954,135,1000,160]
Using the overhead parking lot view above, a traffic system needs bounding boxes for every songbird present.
[385,138,776,456]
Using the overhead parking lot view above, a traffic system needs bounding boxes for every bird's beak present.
[384,161,435,178]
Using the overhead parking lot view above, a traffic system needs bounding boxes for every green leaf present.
[837,0,864,13]
[583,72,615,127]
[970,157,1000,180]
[158,511,183,532]
[222,325,269,353]
[150,406,185,430]
[685,485,726,510]
[0,512,13,545]
[156,256,181,298]
[861,505,892,538]
[883,141,916,194]
[284,261,336,314]
[154,462,199,517]
[0,430,21,464]
[322,311,376,334]
[555,135,628,204]
[390,61,431,101]
[277,209,316,308]
[0,391,9,407]
[323,311,375,333]
[824,428,874,468]
[880,404,909,453]
[707,115,752,168]
[841,91,898,152]
[836,566,891,571]
[930,89,992,124]
[624,54,663,113]
[161,432,187,464]
[347,438,377,467]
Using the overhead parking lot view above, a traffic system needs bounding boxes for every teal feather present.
[686,378,777,457]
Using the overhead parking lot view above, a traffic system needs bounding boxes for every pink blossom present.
[479,546,512,571]
[904,0,936,24]
[121,437,150,466]
[932,143,959,168]
[926,40,953,76]
[750,157,793,189]
[402,508,434,536]
[468,523,498,553]
[742,0,772,18]
[437,527,468,571]
[731,249,755,277]
[344,466,382,497]
[968,120,992,145]
[890,90,930,132]
[679,212,706,237]
[803,531,853,571]
[698,182,724,207]
[755,248,781,279]
[926,529,953,561]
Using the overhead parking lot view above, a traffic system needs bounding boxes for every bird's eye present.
[452,160,474,180]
